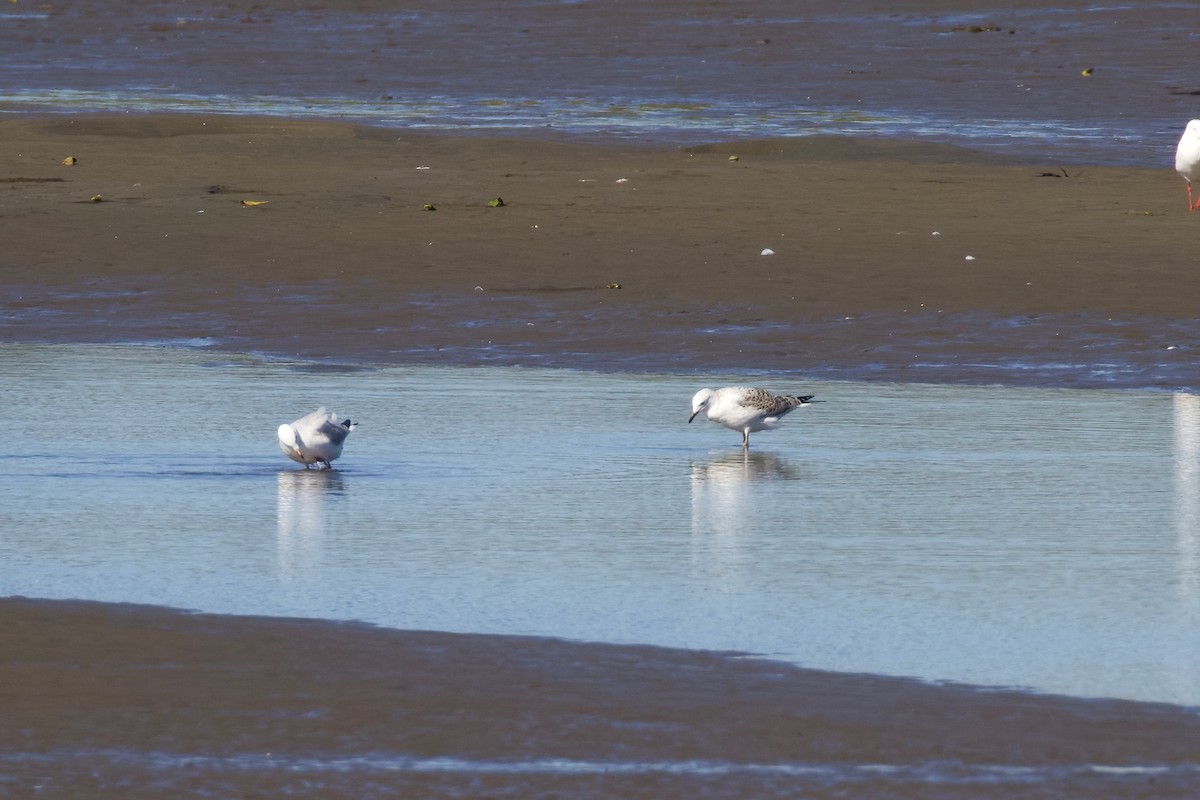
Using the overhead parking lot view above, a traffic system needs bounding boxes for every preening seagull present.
[277,407,356,469]
[689,387,815,448]
[1175,119,1200,212]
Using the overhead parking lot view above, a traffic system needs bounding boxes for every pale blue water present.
[3,343,1199,706]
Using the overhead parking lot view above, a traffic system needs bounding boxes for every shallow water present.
[0,0,1195,165]
[3,342,1199,706]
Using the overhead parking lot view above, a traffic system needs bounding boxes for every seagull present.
[1175,119,1200,212]
[689,387,815,448]
[277,407,356,469]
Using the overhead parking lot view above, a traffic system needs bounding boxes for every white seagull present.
[277,407,357,469]
[689,387,815,448]
[1175,119,1200,212]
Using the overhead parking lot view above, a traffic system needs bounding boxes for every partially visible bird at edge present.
[1175,119,1200,212]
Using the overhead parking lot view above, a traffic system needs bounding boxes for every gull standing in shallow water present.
[689,387,815,448]
[277,407,357,469]
[1176,119,1200,212]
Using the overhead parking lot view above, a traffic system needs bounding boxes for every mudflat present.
[3,598,1199,798]
[1,114,1195,384]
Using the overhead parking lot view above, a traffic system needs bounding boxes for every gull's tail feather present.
[766,393,816,417]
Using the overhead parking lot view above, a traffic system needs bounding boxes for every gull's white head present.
[277,422,308,464]
[689,388,715,423]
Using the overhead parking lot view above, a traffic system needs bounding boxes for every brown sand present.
[2,114,1197,383]
[3,598,1199,799]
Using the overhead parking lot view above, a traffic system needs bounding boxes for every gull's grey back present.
[317,418,352,446]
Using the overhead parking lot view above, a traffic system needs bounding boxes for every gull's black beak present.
[688,410,700,423]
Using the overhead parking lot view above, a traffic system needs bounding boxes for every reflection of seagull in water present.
[276,468,346,583]
[689,387,815,448]
[277,407,356,469]
[693,449,800,482]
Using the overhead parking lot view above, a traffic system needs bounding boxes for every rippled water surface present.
[1,1,1195,164]
[3,343,1199,705]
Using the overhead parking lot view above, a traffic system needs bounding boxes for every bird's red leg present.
[1190,181,1200,212]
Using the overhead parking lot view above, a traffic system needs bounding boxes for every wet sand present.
[2,114,1197,386]
[3,598,1199,799]
[4,114,1200,796]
